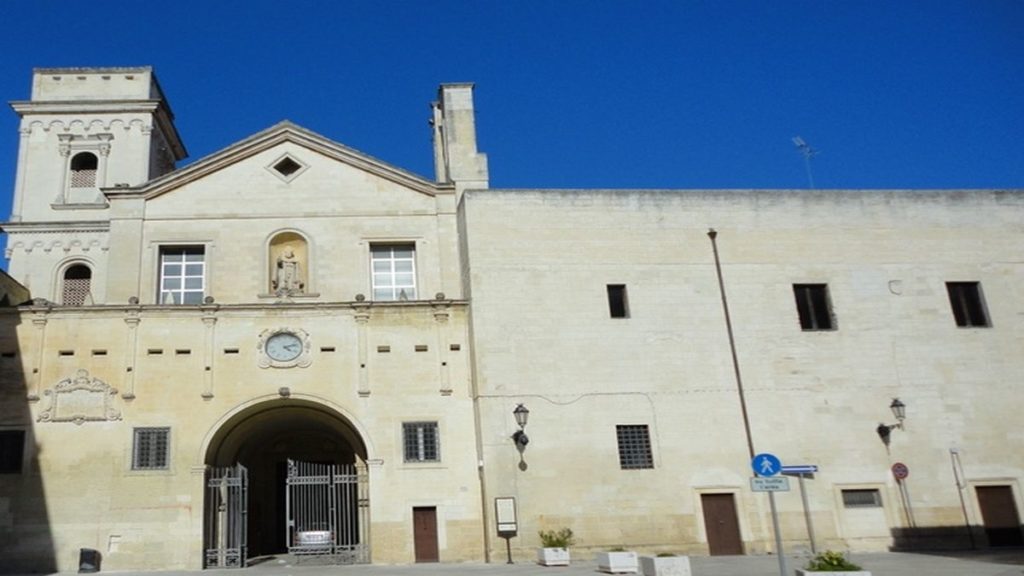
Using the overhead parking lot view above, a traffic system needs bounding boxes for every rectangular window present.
[793,284,834,330]
[616,424,653,469]
[607,284,629,318]
[159,246,205,304]
[132,427,170,470]
[841,488,882,508]
[402,422,439,463]
[946,282,990,328]
[0,430,26,474]
[371,244,417,301]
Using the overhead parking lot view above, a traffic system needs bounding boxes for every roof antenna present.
[792,136,819,189]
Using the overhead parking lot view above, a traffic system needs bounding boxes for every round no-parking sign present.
[891,462,909,480]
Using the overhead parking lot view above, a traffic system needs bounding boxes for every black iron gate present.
[286,459,369,563]
[204,464,248,568]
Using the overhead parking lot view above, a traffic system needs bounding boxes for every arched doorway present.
[203,399,369,566]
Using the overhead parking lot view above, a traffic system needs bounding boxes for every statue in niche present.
[273,248,305,295]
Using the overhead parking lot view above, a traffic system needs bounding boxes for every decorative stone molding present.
[37,369,122,425]
[257,327,312,369]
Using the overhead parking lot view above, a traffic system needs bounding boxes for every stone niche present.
[38,369,122,425]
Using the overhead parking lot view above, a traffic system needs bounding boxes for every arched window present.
[69,152,98,188]
[62,264,92,306]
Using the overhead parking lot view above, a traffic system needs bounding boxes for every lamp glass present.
[513,404,529,429]
[890,398,906,421]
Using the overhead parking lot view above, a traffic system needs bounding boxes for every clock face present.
[266,332,303,362]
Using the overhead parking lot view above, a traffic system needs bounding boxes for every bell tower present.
[8,67,186,223]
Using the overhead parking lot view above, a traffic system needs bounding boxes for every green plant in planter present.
[538,528,575,548]
[656,552,677,557]
[804,550,863,572]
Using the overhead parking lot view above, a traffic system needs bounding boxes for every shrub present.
[804,550,863,572]
[656,552,677,557]
[538,528,575,548]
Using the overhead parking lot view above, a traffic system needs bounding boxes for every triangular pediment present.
[106,121,450,200]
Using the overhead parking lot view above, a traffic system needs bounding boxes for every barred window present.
[61,264,92,306]
[69,152,98,188]
[0,430,26,474]
[841,488,882,508]
[403,422,439,463]
[616,425,653,469]
[132,427,170,470]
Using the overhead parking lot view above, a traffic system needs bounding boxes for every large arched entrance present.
[203,399,370,567]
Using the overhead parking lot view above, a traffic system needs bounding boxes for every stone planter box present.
[640,555,692,576]
[795,571,870,576]
[537,547,570,566]
[794,565,868,569]
[596,551,638,573]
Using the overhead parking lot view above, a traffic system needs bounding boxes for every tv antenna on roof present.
[792,136,819,189]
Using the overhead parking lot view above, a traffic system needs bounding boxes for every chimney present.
[432,83,488,192]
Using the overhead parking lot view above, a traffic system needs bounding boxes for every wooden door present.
[701,493,743,555]
[976,486,1023,547]
[413,507,439,562]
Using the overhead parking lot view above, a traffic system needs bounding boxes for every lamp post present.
[876,398,907,446]
[512,404,529,471]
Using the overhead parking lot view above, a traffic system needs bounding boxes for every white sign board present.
[750,477,791,492]
[495,497,518,536]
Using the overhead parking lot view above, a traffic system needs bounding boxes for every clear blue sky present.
[1,0,1021,222]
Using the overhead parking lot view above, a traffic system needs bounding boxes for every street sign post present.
[781,464,819,553]
[751,452,787,576]
[751,477,790,492]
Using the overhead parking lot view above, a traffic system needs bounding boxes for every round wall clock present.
[265,331,303,362]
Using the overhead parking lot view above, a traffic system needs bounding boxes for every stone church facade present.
[0,67,1021,572]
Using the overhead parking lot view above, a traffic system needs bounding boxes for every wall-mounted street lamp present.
[512,404,530,470]
[876,398,907,446]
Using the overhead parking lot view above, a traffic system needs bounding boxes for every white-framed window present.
[402,421,439,462]
[616,424,654,469]
[132,427,170,470]
[371,244,417,301]
[159,246,205,304]
[61,264,92,306]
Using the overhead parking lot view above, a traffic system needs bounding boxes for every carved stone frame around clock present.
[258,328,312,369]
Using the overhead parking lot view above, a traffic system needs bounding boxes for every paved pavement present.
[58,550,1024,576]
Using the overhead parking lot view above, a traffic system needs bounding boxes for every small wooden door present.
[976,486,1023,547]
[413,507,439,562]
[701,493,743,555]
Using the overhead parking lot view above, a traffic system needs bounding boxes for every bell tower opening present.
[204,400,369,564]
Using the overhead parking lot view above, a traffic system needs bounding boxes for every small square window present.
[946,282,990,328]
[0,430,26,474]
[402,422,439,463]
[616,425,653,469]
[793,284,834,331]
[607,284,629,318]
[132,427,170,470]
[841,488,882,508]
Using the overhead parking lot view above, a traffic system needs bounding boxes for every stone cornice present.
[0,299,468,318]
[0,220,110,234]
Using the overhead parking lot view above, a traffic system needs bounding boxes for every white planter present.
[795,571,871,576]
[596,551,639,573]
[537,547,571,566]
[794,565,868,569]
[640,555,692,576]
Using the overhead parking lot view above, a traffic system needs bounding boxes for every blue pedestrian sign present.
[752,453,782,477]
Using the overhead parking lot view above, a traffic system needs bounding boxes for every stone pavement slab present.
[24,551,1024,576]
